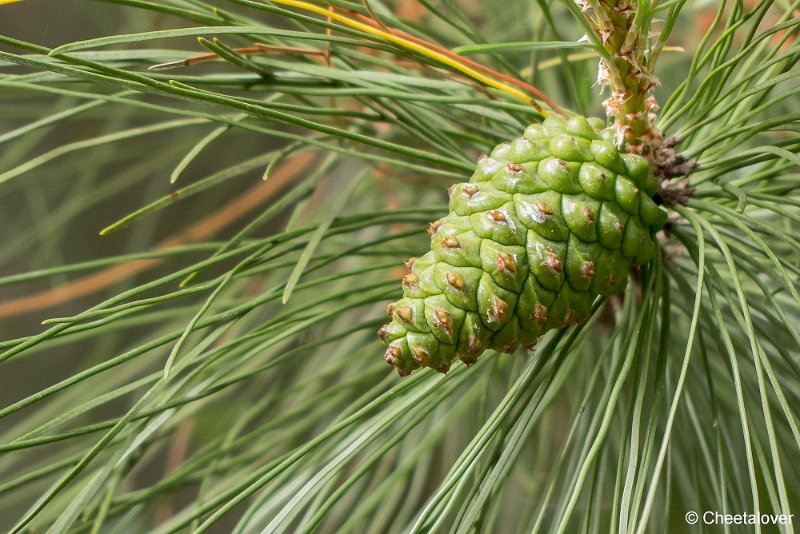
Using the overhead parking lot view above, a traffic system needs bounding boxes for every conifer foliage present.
[0,1,798,532]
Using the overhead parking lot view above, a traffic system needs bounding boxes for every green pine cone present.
[379,115,667,376]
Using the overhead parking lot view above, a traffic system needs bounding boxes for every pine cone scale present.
[381,115,666,376]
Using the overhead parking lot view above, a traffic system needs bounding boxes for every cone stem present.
[581,0,658,154]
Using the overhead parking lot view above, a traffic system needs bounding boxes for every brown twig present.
[148,45,327,71]
[339,6,566,116]
[362,0,390,33]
